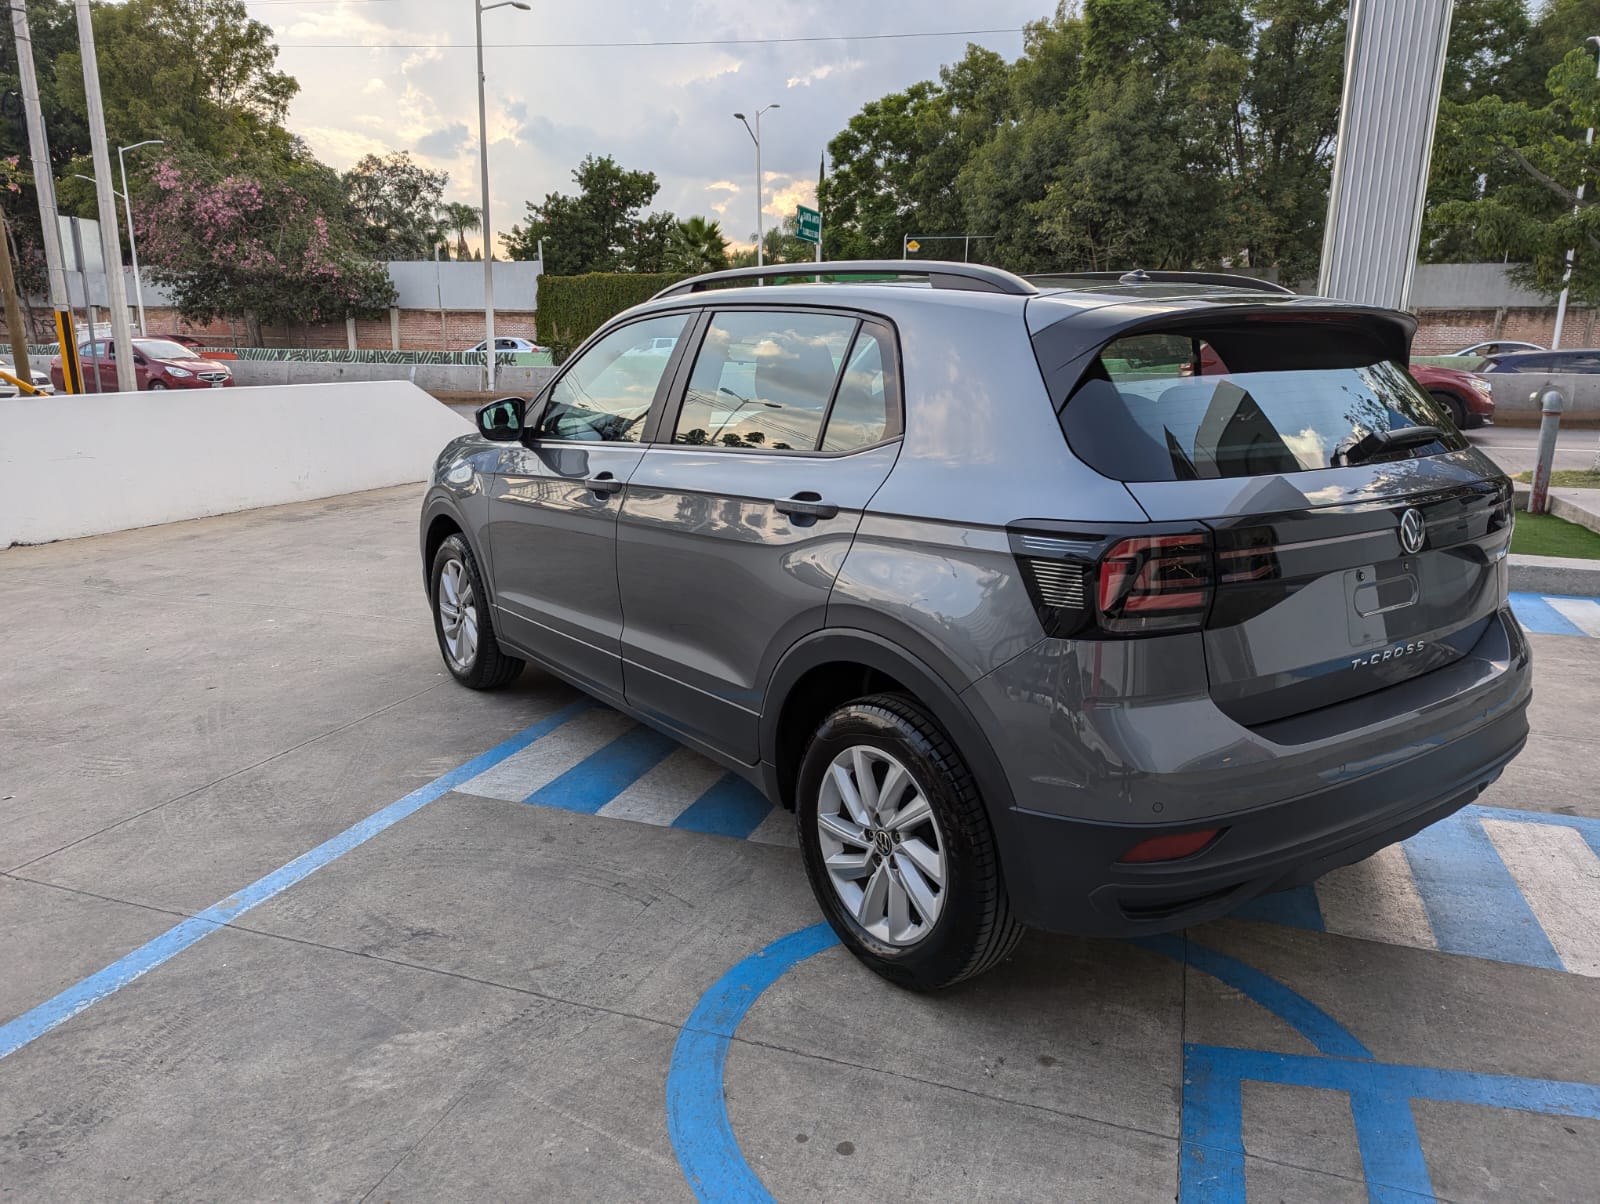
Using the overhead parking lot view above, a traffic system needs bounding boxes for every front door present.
[617,308,902,763]
[486,311,693,700]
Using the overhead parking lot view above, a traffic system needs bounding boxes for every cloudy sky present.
[242,0,1047,253]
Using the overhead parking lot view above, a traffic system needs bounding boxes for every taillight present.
[1010,526,1215,638]
[1097,534,1213,633]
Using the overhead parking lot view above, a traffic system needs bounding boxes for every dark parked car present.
[50,338,234,393]
[419,262,1530,990]
[1480,349,1600,374]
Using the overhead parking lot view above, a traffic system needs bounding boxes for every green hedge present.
[538,272,686,362]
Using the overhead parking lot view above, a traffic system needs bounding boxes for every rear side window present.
[672,310,898,453]
[1060,325,1469,482]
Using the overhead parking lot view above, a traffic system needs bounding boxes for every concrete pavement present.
[2,486,1598,1201]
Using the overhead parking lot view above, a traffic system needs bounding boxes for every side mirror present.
[476,396,527,442]
[133,354,147,366]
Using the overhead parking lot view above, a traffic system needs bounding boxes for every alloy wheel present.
[437,556,479,671]
[816,745,947,946]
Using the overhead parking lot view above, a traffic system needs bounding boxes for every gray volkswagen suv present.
[420,262,1531,990]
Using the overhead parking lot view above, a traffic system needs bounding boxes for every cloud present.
[261,0,1036,243]
[786,61,862,89]
[415,122,472,158]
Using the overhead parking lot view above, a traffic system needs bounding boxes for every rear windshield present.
[1061,329,1468,482]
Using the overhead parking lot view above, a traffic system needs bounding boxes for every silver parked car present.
[419,262,1531,990]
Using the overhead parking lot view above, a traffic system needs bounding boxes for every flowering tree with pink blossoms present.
[137,150,395,345]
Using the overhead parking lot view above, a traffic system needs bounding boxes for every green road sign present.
[795,205,822,244]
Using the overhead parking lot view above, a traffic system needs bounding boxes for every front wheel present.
[430,534,524,690]
[1431,390,1466,430]
[147,381,168,391]
[795,694,1023,990]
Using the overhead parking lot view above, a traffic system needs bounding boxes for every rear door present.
[1058,322,1513,727]
[616,307,902,762]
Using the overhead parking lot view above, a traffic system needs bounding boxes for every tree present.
[345,152,449,261]
[503,155,663,272]
[665,216,730,274]
[137,148,395,344]
[54,0,299,161]
[440,202,482,260]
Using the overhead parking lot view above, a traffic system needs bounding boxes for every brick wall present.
[1412,307,1595,354]
[139,307,539,352]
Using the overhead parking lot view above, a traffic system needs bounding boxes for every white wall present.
[1,381,470,546]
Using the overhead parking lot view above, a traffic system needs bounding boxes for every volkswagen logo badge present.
[1399,507,1427,555]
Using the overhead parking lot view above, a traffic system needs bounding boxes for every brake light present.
[1119,828,1222,863]
[1098,534,1213,632]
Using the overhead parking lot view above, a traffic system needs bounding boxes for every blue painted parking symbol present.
[666,926,1600,1203]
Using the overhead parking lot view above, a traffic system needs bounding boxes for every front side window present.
[1063,327,1469,482]
[535,313,689,443]
[674,311,856,450]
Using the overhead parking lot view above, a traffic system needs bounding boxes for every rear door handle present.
[774,492,839,520]
[586,473,625,498]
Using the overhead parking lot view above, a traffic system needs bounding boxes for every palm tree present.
[666,216,731,274]
[441,202,482,261]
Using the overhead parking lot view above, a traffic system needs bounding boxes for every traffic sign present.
[795,205,821,244]
[905,239,920,253]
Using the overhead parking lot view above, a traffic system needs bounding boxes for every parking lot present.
[3,480,1598,1202]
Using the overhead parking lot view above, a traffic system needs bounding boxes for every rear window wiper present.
[1332,425,1446,467]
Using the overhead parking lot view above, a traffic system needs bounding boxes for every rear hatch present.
[1046,310,1514,728]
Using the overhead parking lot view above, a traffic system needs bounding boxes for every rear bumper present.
[967,606,1533,935]
[997,704,1525,935]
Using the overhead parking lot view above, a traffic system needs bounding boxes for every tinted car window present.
[536,314,689,443]
[821,325,895,452]
[1064,332,1467,482]
[674,311,853,450]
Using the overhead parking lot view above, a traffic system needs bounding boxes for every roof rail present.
[1027,269,1297,296]
[650,260,1039,301]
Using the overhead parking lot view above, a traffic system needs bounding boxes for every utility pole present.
[74,0,136,391]
[10,0,81,390]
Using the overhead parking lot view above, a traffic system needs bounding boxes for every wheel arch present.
[760,629,1016,823]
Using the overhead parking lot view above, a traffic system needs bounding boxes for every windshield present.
[1063,332,1466,482]
[136,339,200,360]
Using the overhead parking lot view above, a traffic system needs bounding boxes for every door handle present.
[774,492,839,520]
[586,473,625,498]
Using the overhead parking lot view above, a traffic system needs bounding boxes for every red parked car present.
[50,337,235,393]
[1184,342,1493,430]
[1407,363,1494,429]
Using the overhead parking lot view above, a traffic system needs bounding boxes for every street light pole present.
[735,104,779,267]
[475,0,530,393]
[1552,35,1600,351]
[74,0,136,391]
[118,139,163,336]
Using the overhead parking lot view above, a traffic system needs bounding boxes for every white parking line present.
[1546,597,1600,638]
[455,707,631,801]
[746,807,800,847]
[1314,843,1438,951]
[596,747,726,825]
[1483,820,1600,977]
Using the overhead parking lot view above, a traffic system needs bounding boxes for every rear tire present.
[430,534,523,690]
[795,693,1024,991]
[1431,390,1467,430]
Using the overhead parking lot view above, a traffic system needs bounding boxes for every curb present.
[1509,554,1600,596]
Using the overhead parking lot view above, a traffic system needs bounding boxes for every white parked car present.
[1450,340,1545,358]
[0,359,54,397]
[467,336,545,355]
